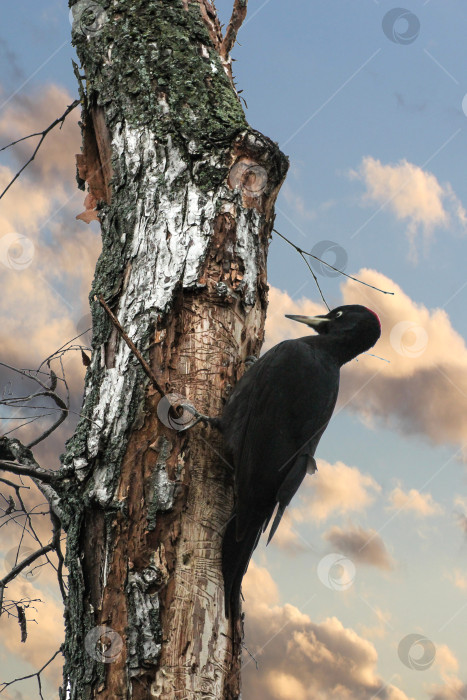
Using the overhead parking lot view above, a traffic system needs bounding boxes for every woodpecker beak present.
[285,314,331,330]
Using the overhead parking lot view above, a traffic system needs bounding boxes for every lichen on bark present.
[62,1,288,697]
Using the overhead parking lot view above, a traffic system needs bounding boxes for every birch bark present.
[62,1,288,697]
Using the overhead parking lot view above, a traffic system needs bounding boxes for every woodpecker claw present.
[244,355,258,369]
[177,404,220,432]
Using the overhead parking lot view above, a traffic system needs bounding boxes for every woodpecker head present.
[285,305,381,357]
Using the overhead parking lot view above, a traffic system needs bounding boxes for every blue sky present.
[1,1,467,699]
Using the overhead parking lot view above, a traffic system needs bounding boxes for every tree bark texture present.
[62,1,288,697]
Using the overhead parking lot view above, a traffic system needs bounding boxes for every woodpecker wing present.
[223,337,340,543]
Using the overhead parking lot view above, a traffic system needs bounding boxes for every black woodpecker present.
[221,304,381,617]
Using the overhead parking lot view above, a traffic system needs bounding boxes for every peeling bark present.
[61,1,288,697]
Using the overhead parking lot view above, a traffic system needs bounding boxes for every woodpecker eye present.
[335,311,344,318]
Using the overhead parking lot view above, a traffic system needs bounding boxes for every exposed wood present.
[62,1,288,697]
[221,0,248,60]
[75,106,112,223]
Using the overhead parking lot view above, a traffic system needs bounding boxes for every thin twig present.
[298,251,330,311]
[0,348,101,444]
[273,228,395,296]
[241,641,259,669]
[0,388,68,448]
[0,477,29,491]
[26,392,68,449]
[221,0,248,59]
[0,99,80,201]
[37,330,92,373]
[1,415,54,439]
[0,542,55,588]
[0,647,62,696]
[96,294,166,397]
[0,362,56,393]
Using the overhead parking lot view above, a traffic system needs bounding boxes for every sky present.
[1,1,467,698]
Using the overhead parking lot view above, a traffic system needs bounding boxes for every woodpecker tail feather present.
[266,454,309,545]
[267,504,285,545]
[222,515,262,618]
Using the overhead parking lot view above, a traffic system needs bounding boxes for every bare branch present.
[50,511,67,603]
[0,542,55,589]
[0,355,74,446]
[0,459,57,484]
[0,647,62,697]
[0,504,65,618]
[0,476,29,491]
[1,596,41,618]
[0,386,68,448]
[221,0,248,59]
[273,228,395,296]
[0,99,80,201]
[37,330,92,373]
[0,436,72,486]
[298,251,331,311]
[26,390,68,449]
[0,361,58,392]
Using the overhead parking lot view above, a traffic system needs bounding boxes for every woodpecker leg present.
[177,404,221,432]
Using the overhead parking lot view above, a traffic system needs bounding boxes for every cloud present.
[281,183,337,222]
[428,681,467,700]
[387,486,443,517]
[270,511,307,553]
[242,562,413,700]
[453,511,467,537]
[0,38,24,86]
[446,570,467,590]
[0,84,100,455]
[0,86,99,371]
[337,270,467,453]
[435,644,459,680]
[263,287,323,351]
[0,84,81,190]
[349,156,467,258]
[452,497,467,536]
[1,689,28,700]
[428,645,465,700]
[269,460,381,552]
[0,165,53,234]
[0,577,64,691]
[261,269,467,463]
[323,524,394,571]
[292,460,381,524]
[243,561,280,609]
[358,607,392,640]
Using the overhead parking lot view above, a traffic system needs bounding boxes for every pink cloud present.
[242,562,413,700]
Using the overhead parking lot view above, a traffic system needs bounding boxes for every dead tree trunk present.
[61,1,288,697]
